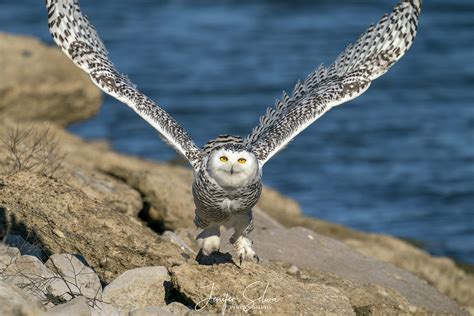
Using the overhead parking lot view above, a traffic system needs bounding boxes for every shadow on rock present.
[196,250,236,266]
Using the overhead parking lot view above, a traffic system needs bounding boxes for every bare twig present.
[0,125,65,177]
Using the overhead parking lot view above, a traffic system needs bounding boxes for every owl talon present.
[254,254,260,263]
[233,236,258,266]
[237,253,259,266]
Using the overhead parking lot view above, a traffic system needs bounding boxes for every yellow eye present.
[238,158,247,164]
[220,156,228,162]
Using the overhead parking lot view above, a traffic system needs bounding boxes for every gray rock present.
[102,266,170,314]
[248,225,466,315]
[129,306,173,316]
[2,255,55,302]
[89,301,121,316]
[0,280,45,315]
[162,231,195,255]
[252,207,285,230]
[287,265,299,276]
[45,254,102,302]
[49,296,91,316]
[164,302,191,315]
[0,244,20,270]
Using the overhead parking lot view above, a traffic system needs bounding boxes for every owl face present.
[207,148,259,189]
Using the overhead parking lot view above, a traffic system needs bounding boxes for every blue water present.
[1,0,473,263]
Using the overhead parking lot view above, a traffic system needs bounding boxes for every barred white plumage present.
[46,0,421,264]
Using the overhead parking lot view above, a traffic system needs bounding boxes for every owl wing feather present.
[245,0,421,166]
[46,0,201,166]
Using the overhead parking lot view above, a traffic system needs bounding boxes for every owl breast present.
[192,168,262,228]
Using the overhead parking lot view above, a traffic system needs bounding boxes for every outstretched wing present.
[245,0,421,166]
[46,0,201,166]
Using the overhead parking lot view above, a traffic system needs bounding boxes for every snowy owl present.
[46,0,421,264]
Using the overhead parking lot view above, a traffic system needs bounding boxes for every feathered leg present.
[225,210,259,265]
[196,226,221,256]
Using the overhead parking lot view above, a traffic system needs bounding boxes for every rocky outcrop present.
[171,262,355,315]
[0,280,45,316]
[38,118,473,313]
[45,254,102,302]
[0,171,468,314]
[0,32,102,126]
[0,32,472,315]
[173,209,466,315]
[102,266,170,313]
[63,168,143,217]
[345,234,474,314]
[0,118,471,314]
[48,296,91,316]
[0,171,185,284]
[2,254,55,303]
[253,200,474,314]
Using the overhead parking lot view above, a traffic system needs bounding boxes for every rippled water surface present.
[1,0,473,263]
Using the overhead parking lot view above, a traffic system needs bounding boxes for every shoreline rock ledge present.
[0,32,472,315]
[0,32,102,126]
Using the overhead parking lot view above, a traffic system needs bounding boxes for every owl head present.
[207,145,259,189]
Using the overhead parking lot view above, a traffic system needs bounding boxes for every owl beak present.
[230,166,234,175]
